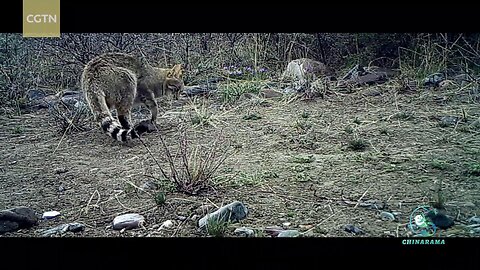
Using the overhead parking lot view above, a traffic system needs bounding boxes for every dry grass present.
[0,79,479,237]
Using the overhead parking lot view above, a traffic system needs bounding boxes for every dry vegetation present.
[0,33,479,237]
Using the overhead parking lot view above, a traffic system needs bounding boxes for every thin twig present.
[354,184,374,209]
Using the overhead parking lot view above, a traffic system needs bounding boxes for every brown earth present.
[1,81,479,238]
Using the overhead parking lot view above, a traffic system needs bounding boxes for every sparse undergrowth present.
[218,80,265,103]
[206,217,230,237]
[1,33,480,238]
[150,128,233,195]
[347,139,369,151]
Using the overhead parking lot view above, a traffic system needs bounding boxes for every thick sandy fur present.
[81,53,184,142]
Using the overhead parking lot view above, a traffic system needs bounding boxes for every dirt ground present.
[1,80,479,237]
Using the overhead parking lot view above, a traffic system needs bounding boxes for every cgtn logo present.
[26,14,57,23]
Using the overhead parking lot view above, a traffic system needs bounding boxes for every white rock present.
[42,211,61,219]
[113,213,145,230]
[160,220,174,230]
[234,227,255,237]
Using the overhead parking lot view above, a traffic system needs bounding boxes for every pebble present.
[234,227,255,237]
[42,211,61,219]
[344,224,365,235]
[277,230,301,238]
[380,211,396,222]
[160,220,174,230]
[112,213,145,230]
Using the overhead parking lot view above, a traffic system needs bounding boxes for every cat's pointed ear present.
[171,64,184,78]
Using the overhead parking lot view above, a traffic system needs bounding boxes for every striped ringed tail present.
[100,117,146,142]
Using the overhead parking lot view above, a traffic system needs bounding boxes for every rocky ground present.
[1,72,480,238]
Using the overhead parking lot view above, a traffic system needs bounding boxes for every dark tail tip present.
[131,123,149,139]
[101,119,112,132]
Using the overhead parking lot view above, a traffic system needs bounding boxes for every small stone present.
[383,231,395,237]
[424,73,445,87]
[176,215,187,221]
[234,227,255,237]
[67,223,85,233]
[55,168,68,174]
[282,222,291,228]
[42,211,61,219]
[380,211,396,222]
[140,180,159,191]
[467,216,480,225]
[41,222,85,236]
[277,230,301,238]
[265,226,284,237]
[299,224,314,230]
[113,213,145,230]
[26,89,47,101]
[440,116,460,127]
[160,220,174,230]
[344,224,365,235]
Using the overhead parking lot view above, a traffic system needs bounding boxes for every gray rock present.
[198,201,248,229]
[344,224,365,235]
[264,226,284,237]
[30,94,59,109]
[60,93,87,110]
[26,89,47,101]
[41,222,85,236]
[471,227,480,234]
[282,222,292,228]
[467,216,480,225]
[68,223,85,232]
[176,215,187,221]
[55,167,68,174]
[424,73,445,87]
[0,207,38,234]
[183,84,217,96]
[234,227,255,237]
[113,213,145,230]
[440,116,460,126]
[380,211,396,222]
[57,90,87,109]
[140,179,159,191]
[277,230,301,238]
